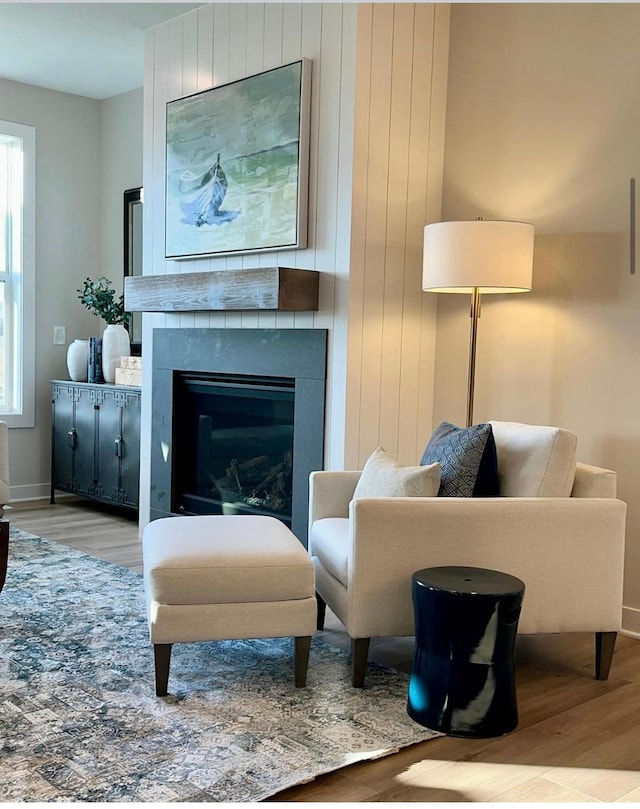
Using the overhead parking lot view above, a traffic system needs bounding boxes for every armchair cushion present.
[489,421,577,497]
[352,447,440,500]
[420,421,499,497]
[310,517,350,586]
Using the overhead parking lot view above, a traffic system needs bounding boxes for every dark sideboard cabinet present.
[51,380,141,511]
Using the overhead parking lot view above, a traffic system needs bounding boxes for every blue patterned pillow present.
[420,422,499,497]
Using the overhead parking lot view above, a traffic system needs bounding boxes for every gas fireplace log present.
[225,455,269,479]
[254,461,291,493]
[227,460,242,492]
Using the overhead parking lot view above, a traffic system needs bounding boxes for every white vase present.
[66,339,90,382]
[102,324,131,384]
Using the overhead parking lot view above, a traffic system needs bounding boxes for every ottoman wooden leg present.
[154,643,172,696]
[295,636,312,687]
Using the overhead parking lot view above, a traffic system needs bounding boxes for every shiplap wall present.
[345,3,449,468]
[138,3,449,525]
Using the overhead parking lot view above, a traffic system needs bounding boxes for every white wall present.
[0,78,102,500]
[438,3,640,633]
[100,88,144,295]
[138,2,449,527]
[345,2,448,468]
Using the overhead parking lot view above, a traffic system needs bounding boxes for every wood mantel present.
[124,267,319,313]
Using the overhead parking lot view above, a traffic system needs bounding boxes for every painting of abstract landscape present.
[165,59,311,259]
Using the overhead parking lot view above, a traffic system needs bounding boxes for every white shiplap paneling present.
[138,3,448,526]
[193,3,215,332]
[344,3,449,467]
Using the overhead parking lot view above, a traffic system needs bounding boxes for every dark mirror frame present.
[124,186,143,355]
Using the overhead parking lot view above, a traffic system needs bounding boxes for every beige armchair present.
[309,421,627,687]
[0,421,10,594]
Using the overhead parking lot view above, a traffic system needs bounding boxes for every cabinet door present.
[119,389,141,508]
[51,383,96,495]
[94,388,141,508]
[95,388,121,503]
[73,387,98,496]
[51,383,75,491]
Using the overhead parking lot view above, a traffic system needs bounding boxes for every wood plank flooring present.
[8,498,640,802]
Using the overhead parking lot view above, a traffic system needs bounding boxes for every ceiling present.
[0,2,202,100]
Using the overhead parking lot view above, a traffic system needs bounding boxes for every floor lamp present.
[422,220,535,428]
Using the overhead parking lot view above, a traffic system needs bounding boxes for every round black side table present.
[407,566,525,738]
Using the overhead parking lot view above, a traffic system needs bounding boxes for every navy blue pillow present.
[420,421,499,497]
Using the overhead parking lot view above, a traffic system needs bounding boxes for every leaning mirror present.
[124,186,143,353]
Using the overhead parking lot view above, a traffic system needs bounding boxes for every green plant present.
[77,276,129,326]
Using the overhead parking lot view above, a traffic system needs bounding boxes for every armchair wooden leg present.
[351,637,371,688]
[595,631,617,680]
[294,635,312,687]
[0,519,9,595]
[154,643,172,696]
[316,593,327,631]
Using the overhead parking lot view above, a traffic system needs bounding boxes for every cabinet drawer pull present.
[114,436,124,458]
[67,428,77,450]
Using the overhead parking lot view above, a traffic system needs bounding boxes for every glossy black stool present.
[407,566,525,738]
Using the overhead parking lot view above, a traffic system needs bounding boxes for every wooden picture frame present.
[165,59,312,260]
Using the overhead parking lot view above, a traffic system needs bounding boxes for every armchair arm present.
[345,496,626,639]
[572,462,617,498]
[308,470,361,524]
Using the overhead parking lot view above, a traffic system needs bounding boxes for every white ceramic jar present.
[66,339,90,382]
[102,324,131,384]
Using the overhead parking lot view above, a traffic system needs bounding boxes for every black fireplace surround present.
[151,328,327,545]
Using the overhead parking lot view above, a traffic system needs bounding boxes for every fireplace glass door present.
[173,373,295,525]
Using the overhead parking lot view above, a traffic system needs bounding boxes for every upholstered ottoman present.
[142,514,316,696]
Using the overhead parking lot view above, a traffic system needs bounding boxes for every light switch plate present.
[53,326,66,345]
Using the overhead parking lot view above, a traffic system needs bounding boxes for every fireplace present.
[174,372,295,524]
[151,328,327,544]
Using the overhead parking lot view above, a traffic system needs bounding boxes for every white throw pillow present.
[489,421,577,497]
[353,446,441,499]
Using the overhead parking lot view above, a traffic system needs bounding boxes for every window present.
[0,120,35,427]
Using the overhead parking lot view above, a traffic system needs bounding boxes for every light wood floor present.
[8,498,640,802]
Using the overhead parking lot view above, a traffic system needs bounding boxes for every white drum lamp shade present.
[423,220,534,294]
[422,219,535,427]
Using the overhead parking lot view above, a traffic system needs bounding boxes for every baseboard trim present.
[9,483,89,504]
[622,606,640,639]
[9,483,51,502]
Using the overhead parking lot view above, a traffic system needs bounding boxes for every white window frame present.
[0,119,35,428]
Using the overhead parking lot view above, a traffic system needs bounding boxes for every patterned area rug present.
[0,529,439,802]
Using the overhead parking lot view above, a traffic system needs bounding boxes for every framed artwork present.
[165,59,312,260]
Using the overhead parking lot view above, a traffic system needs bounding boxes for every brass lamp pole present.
[422,220,535,428]
[466,286,481,428]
